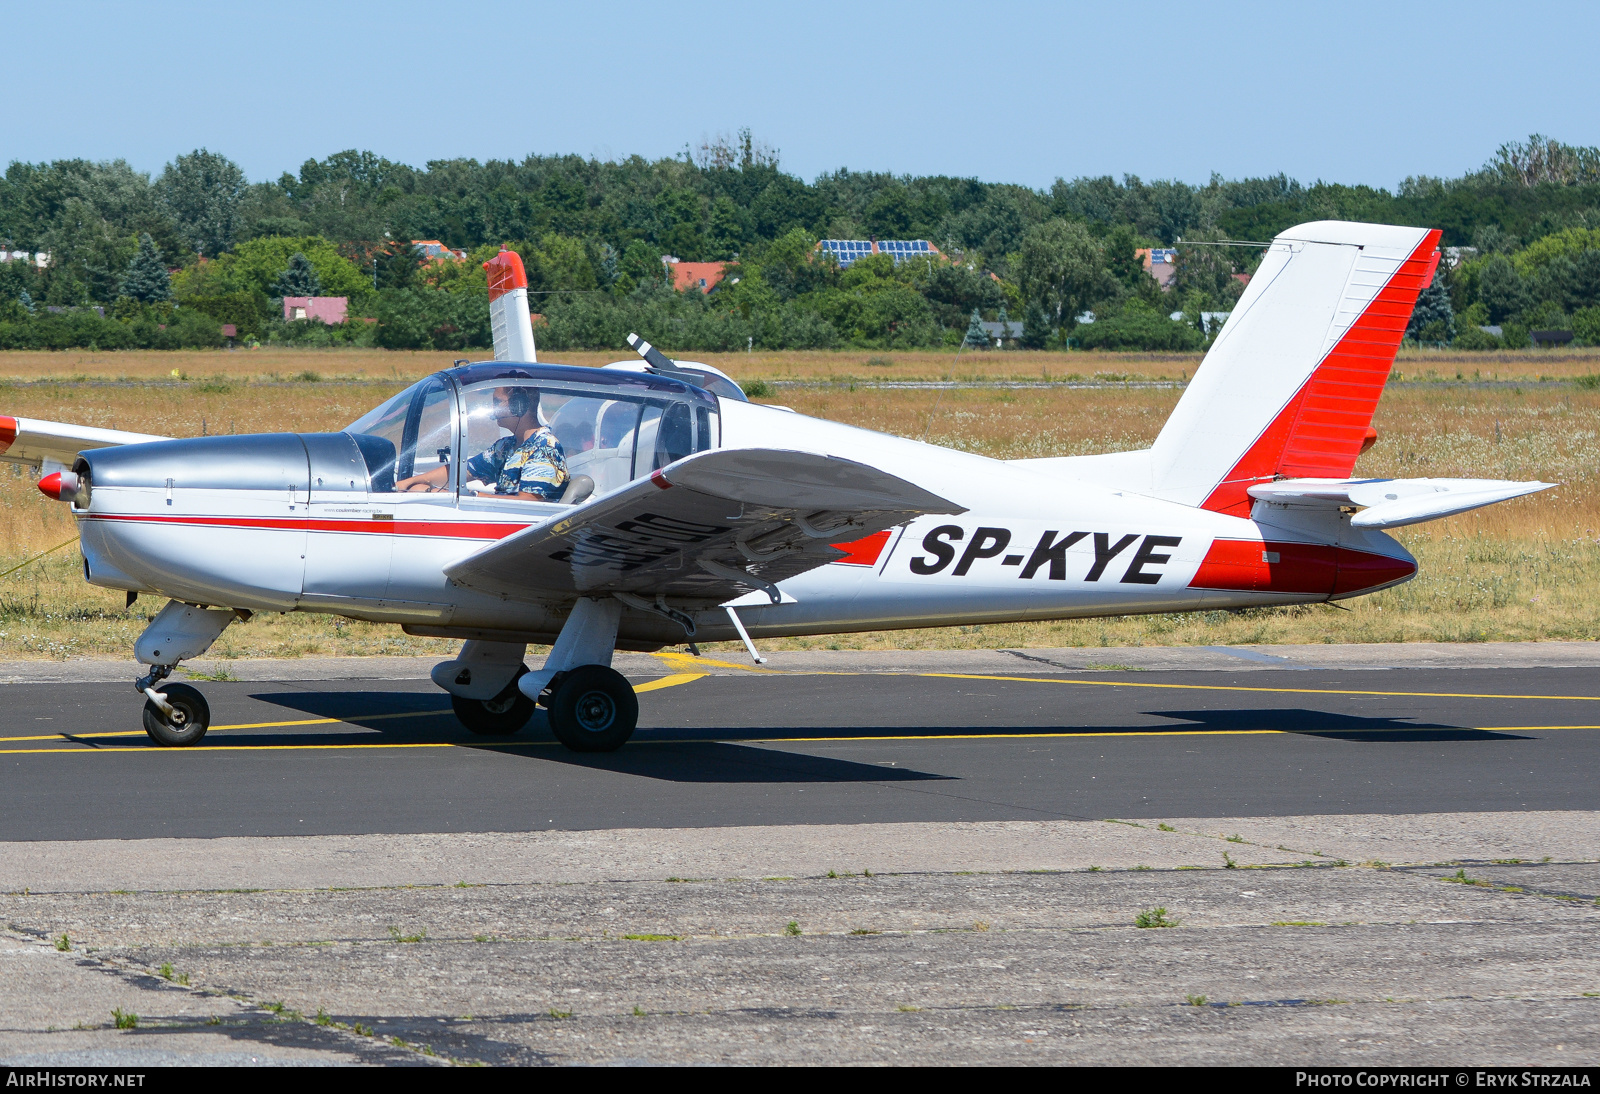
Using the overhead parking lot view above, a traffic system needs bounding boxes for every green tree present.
[1407,266,1455,344]
[177,235,369,301]
[1479,255,1528,324]
[618,240,663,285]
[1016,219,1108,324]
[1020,298,1050,348]
[157,149,246,257]
[120,233,172,303]
[17,289,34,314]
[271,252,321,297]
[963,307,988,348]
[376,240,423,291]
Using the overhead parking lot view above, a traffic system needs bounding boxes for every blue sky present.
[7,0,1598,190]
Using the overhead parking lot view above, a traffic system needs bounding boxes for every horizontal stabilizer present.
[0,415,169,471]
[444,448,965,604]
[1248,477,1556,529]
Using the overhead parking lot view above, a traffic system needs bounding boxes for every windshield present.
[344,377,456,493]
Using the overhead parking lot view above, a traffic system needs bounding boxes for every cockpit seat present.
[560,474,595,505]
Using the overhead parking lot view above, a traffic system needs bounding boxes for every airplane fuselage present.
[73,394,1416,650]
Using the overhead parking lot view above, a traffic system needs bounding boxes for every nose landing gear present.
[131,601,236,748]
[140,673,211,747]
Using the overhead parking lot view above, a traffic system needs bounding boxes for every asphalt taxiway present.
[4,659,1600,840]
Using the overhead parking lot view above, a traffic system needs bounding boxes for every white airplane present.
[3,223,1554,751]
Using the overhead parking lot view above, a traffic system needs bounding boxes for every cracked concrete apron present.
[3,814,1598,1065]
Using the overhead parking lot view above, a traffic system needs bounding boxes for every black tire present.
[452,667,535,736]
[547,665,638,753]
[142,682,210,747]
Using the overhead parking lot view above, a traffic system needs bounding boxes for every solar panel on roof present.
[819,238,935,267]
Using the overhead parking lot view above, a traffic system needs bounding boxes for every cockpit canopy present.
[343,362,721,501]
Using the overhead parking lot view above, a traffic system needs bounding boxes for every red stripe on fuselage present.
[0,416,16,455]
[83,513,530,540]
[1189,538,1415,596]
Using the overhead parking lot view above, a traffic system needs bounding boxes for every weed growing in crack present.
[548,1009,572,1019]
[1185,994,1207,1006]
[785,921,802,937]
[1222,852,1237,869]
[1135,907,1178,928]
[897,1004,922,1012]
[111,1009,137,1029]
[388,927,427,943]
[632,1005,647,1017]
[53,934,70,952]
[1225,834,1245,843]
[1158,823,1176,832]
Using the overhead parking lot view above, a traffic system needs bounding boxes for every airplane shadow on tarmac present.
[236,693,1531,789]
[1147,708,1532,742]
[244,691,957,785]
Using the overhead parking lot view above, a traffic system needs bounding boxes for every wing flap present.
[443,448,964,603]
[0,415,169,470]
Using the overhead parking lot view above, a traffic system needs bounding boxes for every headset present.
[504,387,537,419]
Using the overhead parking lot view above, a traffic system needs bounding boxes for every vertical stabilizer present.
[1147,221,1440,516]
[485,246,537,362]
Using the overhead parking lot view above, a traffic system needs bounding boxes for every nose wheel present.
[142,682,211,747]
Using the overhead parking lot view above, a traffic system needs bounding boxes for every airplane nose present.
[38,471,78,502]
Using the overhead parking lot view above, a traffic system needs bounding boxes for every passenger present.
[397,386,569,501]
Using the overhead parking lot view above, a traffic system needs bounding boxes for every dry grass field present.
[3,344,1600,386]
[0,346,1598,660]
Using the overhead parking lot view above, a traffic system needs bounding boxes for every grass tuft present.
[1134,906,1178,929]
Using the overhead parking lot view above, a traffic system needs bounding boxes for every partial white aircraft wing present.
[0,415,169,472]
[444,448,965,604]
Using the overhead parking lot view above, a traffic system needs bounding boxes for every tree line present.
[1,133,1598,352]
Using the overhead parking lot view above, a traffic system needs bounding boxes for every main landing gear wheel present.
[452,666,535,736]
[546,665,638,753]
[142,682,210,747]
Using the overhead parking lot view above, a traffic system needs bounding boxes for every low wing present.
[0,415,169,472]
[444,448,965,603]
[1249,477,1556,529]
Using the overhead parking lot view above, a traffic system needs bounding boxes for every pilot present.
[396,386,569,501]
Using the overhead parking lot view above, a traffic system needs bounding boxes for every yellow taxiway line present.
[0,672,708,750]
[2,667,1595,755]
[2,722,1597,756]
[919,672,1600,703]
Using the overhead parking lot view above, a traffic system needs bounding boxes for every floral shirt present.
[465,427,568,500]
